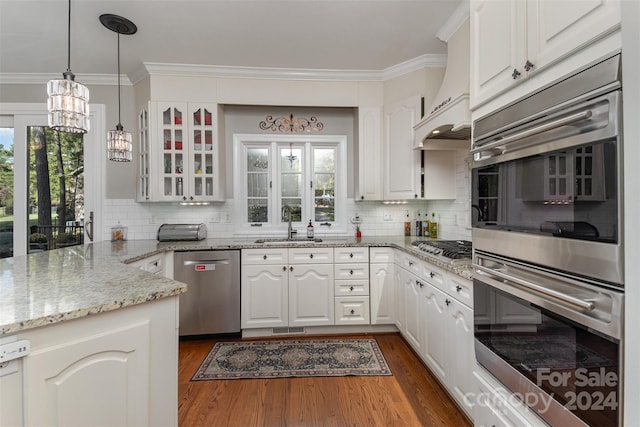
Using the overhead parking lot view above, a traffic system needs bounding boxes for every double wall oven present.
[471,53,624,427]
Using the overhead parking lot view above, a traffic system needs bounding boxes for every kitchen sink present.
[254,238,323,244]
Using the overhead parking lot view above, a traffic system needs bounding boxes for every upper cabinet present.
[356,107,383,201]
[470,0,621,108]
[137,102,224,202]
[383,95,422,200]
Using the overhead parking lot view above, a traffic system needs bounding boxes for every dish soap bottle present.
[429,212,438,239]
[415,211,422,237]
[307,220,314,238]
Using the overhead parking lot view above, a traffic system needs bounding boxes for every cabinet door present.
[470,0,527,107]
[188,104,222,201]
[155,102,188,201]
[383,95,422,200]
[526,0,620,73]
[394,266,405,331]
[357,107,383,201]
[288,264,334,326]
[24,322,150,427]
[421,283,448,384]
[403,270,422,353]
[137,105,151,201]
[370,262,395,325]
[448,298,475,417]
[241,265,288,328]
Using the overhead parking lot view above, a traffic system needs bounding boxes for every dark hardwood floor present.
[178,333,472,427]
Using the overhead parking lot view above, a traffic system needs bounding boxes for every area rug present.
[192,338,392,380]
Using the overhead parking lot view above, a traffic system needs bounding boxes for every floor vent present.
[272,327,305,334]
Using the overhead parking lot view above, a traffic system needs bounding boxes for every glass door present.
[0,123,13,258]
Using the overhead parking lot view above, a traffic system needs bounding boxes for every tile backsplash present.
[102,151,472,242]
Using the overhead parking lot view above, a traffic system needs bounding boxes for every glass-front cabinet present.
[137,102,223,202]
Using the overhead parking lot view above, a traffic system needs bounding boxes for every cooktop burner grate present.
[411,240,473,260]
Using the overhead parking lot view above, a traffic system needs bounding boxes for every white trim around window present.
[233,133,347,236]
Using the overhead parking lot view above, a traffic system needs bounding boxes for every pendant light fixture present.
[47,0,90,133]
[100,13,137,162]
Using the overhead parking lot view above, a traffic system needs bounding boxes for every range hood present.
[414,18,470,149]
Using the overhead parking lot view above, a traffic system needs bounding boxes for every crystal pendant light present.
[47,0,90,134]
[100,14,137,162]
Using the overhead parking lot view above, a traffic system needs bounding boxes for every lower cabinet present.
[369,247,395,325]
[241,248,334,329]
[19,297,179,427]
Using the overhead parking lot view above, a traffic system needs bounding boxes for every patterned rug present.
[192,338,392,380]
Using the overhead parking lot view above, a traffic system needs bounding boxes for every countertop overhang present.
[0,236,472,336]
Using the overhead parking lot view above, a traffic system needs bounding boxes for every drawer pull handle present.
[310,254,314,259]
[350,309,355,315]
[408,261,413,266]
[349,270,354,275]
[350,286,354,291]
[282,266,287,271]
[263,255,267,260]
[349,253,354,258]
[289,266,293,272]
[456,285,462,292]
[511,68,521,79]
[417,280,424,288]
[429,272,435,279]
[445,299,451,306]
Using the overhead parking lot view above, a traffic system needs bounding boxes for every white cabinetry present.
[127,252,171,277]
[383,95,422,200]
[357,107,383,201]
[19,297,179,427]
[369,247,395,325]
[137,102,223,202]
[241,248,334,329]
[334,247,370,325]
[470,0,621,108]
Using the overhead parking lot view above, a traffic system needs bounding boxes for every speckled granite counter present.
[0,236,472,336]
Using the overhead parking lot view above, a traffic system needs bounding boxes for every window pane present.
[314,148,335,173]
[281,200,301,222]
[247,173,268,197]
[281,174,301,197]
[0,127,14,258]
[280,147,301,172]
[248,199,268,222]
[248,148,269,172]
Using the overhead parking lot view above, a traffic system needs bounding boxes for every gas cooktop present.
[410,240,473,262]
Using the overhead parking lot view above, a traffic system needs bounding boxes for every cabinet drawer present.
[242,248,288,265]
[334,264,368,280]
[421,262,448,290]
[334,247,369,263]
[369,247,393,263]
[145,255,164,274]
[334,297,370,325]
[335,279,369,296]
[448,275,473,308]
[288,247,333,264]
[395,250,421,276]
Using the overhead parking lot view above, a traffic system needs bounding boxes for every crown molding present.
[382,54,447,80]
[0,73,132,86]
[436,0,470,42]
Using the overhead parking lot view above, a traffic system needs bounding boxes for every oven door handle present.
[470,109,593,155]
[474,264,595,311]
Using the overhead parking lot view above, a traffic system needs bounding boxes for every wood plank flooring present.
[178,333,472,427]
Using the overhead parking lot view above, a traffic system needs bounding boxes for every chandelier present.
[101,14,137,162]
[46,0,90,134]
[259,114,324,133]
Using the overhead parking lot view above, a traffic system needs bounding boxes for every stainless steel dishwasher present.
[174,250,240,336]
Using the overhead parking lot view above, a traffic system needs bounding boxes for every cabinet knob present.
[414,194,418,199]
[360,195,365,200]
[350,286,354,291]
[350,309,355,315]
[511,68,522,79]
[182,196,187,201]
[263,255,267,260]
[408,261,413,266]
[189,196,194,201]
[289,266,293,272]
[445,299,451,306]
[429,272,435,279]
[349,253,354,258]
[417,280,424,288]
[349,270,354,275]
[309,253,314,259]
[282,266,286,271]
[524,60,534,72]
[456,285,462,292]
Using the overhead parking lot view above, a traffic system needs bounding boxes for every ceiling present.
[0,0,463,81]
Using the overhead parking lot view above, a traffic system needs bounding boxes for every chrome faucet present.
[283,205,297,240]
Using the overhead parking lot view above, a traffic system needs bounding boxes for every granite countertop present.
[0,236,472,336]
